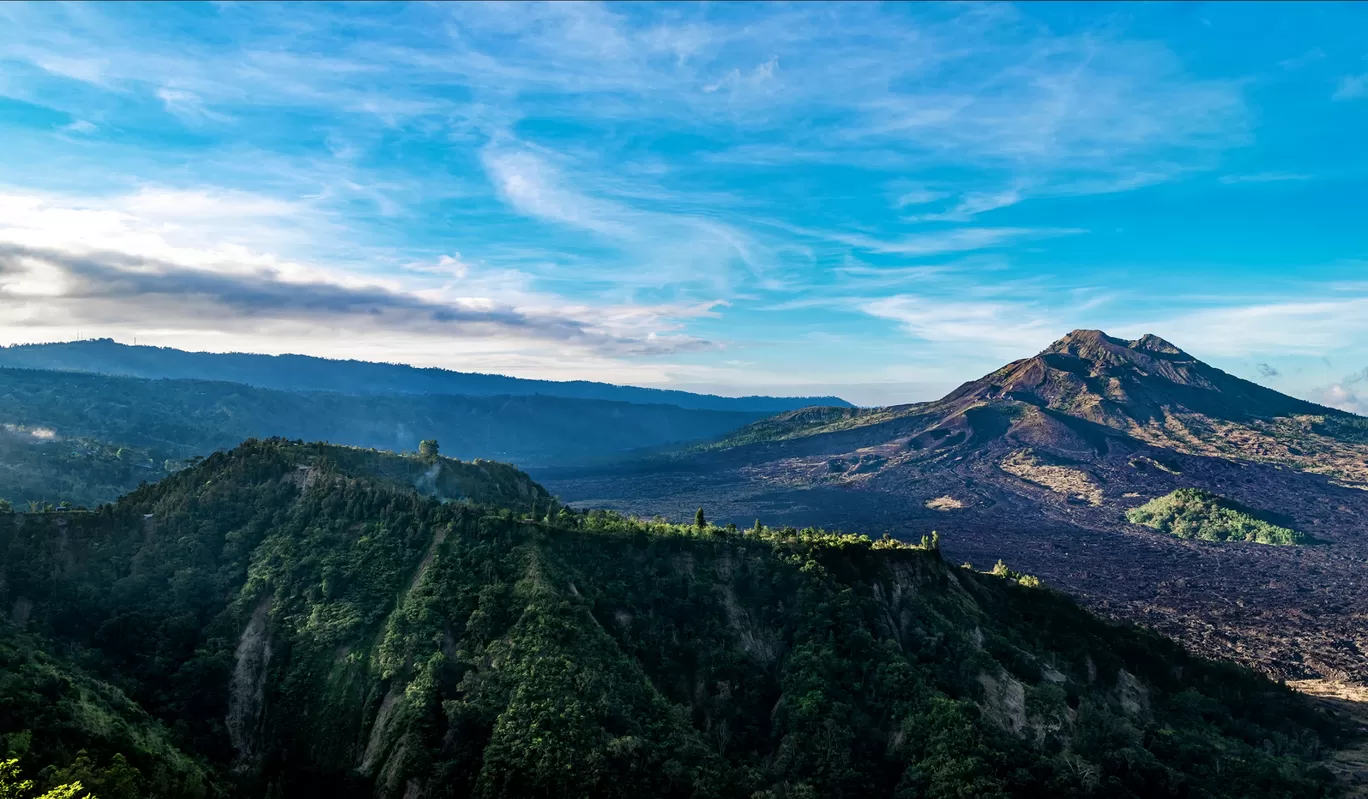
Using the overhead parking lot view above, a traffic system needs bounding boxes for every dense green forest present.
[0,341,850,412]
[0,366,773,506]
[0,440,1346,798]
[1126,488,1305,545]
[0,430,174,511]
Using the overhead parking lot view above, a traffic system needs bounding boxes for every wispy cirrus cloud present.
[829,227,1084,257]
[860,295,1060,357]
[479,142,770,293]
[156,86,231,124]
[1118,296,1368,358]
[1218,172,1312,184]
[893,188,950,208]
[58,119,98,136]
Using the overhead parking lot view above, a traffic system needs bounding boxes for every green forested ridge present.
[1126,488,1305,545]
[0,366,771,506]
[0,440,1346,797]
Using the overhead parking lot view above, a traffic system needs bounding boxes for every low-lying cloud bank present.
[0,243,712,359]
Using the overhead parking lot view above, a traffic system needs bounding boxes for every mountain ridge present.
[0,339,851,412]
[0,366,778,507]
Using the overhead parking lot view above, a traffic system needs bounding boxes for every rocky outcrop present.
[227,595,274,770]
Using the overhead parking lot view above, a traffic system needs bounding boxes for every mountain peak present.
[1052,328,1116,346]
[956,328,1326,428]
[1043,329,1187,362]
[1131,333,1185,356]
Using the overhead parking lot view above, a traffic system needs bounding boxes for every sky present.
[1,2,1367,409]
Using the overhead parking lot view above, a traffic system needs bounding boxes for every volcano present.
[543,330,1368,683]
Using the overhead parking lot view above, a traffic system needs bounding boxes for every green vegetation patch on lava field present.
[1126,488,1305,545]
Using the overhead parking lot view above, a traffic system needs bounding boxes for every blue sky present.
[1,2,1367,408]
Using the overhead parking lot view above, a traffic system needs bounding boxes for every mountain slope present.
[0,340,850,412]
[543,331,1368,683]
[682,329,1348,463]
[0,367,771,506]
[0,624,224,798]
[0,439,1346,798]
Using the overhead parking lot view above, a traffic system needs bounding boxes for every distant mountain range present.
[543,330,1368,684]
[0,339,851,412]
[0,339,854,507]
[0,366,775,506]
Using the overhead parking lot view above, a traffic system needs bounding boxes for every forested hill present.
[0,340,851,412]
[0,366,770,507]
[0,439,1346,798]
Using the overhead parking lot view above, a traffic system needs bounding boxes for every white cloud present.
[0,186,724,369]
[1309,369,1368,415]
[1311,383,1367,415]
[834,263,959,288]
[31,54,109,85]
[906,186,1026,222]
[894,188,949,208]
[1119,296,1368,357]
[481,147,637,239]
[1279,48,1325,71]
[702,56,779,95]
[404,254,470,280]
[157,86,231,123]
[1333,74,1368,101]
[59,119,98,135]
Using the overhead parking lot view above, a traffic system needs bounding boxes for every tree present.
[0,759,94,799]
[419,439,440,459]
[694,507,706,528]
[753,519,762,536]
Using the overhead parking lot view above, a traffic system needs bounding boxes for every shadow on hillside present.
[1290,680,1368,797]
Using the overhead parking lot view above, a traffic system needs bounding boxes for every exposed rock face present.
[360,685,403,775]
